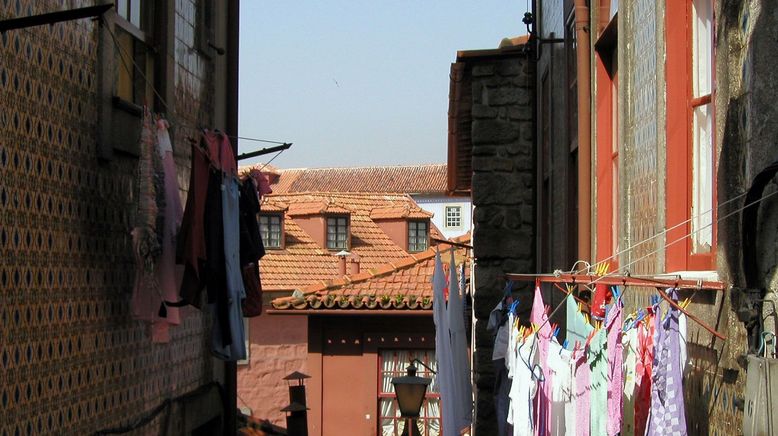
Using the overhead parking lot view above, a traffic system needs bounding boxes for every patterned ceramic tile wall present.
[623,0,660,276]
[0,1,220,434]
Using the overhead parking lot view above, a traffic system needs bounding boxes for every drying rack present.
[505,272,727,340]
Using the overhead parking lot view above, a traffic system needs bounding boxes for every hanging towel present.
[646,290,688,435]
[634,310,655,436]
[546,340,572,436]
[509,334,538,436]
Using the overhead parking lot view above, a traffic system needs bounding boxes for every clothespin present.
[612,286,621,299]
[562,339,569,351]
[680,298,691,310]
[553,326,560,339]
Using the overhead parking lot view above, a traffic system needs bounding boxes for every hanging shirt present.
[588,328,608,436]
[567,293,593,350]
[529,287,552,436]
[606,299,624,435]
[489,300,510,361]
[211,176,247,361]
[646,293,688,436]
[509,334,538,436]
[546,340,571,436]
[621,327,640,436]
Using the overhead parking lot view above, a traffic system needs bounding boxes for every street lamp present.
[391,362,432,436]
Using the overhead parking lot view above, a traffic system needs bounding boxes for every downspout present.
[225,0,240,434]
[574,0,592,263]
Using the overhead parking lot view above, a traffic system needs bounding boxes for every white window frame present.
[690,0,714,254]
[444,205,463,230]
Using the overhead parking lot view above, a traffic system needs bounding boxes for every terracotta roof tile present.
[270,164,448,194]
[260,193,422,291]
[270,240,470,311]
[370,205,434,220]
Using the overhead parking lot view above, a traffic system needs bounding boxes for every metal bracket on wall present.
[236,142,292,161]
[0,4,113,32]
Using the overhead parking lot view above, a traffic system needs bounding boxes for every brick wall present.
[468,53,535,435]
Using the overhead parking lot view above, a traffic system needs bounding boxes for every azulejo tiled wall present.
[0,1,217,434]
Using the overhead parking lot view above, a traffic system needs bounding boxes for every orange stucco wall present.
[238,314,309,426]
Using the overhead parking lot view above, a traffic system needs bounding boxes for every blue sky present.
[238,1,529,168]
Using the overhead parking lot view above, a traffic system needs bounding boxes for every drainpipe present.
[575,0,592,263]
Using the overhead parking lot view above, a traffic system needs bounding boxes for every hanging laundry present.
[621,324,640,436]
[588,328,607,436]
[606,294,624,436]
[591,283,611,320]
[634,309,656,435]
[573,345,591,434]
[239,177,264,317]
[447,252,473,433]
[131,110,181,342]
[508,333,538,436]
[488,288,513,436]
[565,292,593,435]
[529,286,552,436]
[432,250,456,436]
[546,339,572,436]
[646,290,688,435]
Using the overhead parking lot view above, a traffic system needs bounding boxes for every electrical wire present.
[527,187,778,343]
[574,188,751,275]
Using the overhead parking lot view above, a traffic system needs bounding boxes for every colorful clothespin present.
[562,339,569,351]
[553,326,561,339]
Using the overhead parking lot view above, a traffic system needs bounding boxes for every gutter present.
[575,0,592,263]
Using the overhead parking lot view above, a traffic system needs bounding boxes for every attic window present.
[327,216,349,250]
[259,214,283,249]
[408,221,429,252]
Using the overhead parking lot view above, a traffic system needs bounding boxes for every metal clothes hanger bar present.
[506,272,726,340]
[431,237,472,250]
[504,273,726,291]
[236,143,292,161]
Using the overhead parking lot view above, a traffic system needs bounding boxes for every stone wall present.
[468,53,535,435]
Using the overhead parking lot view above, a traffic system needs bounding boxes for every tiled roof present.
[270,234,471,311]
[287,200,352,216]
[265,164,449,194]
[370,205,433,220]
[260,192,425,291]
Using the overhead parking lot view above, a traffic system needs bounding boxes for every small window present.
[445,206,462,228]
[259,214,283,249]
[327,216,349,250]
[408,221,429,252]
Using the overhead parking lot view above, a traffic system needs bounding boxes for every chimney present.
[335,250,350,275]
[349,256,360,275]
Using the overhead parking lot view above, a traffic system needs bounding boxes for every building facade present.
[454,0,778,433]
[237,190,469,435]
[0,1,239,434]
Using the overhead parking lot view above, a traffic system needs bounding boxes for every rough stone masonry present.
[469,52,535,435]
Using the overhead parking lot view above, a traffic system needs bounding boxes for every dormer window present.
[327,216,349,250]
[259,214,283,249]
[408,220,429,252]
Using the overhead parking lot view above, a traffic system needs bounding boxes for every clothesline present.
[505,273,726,340]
